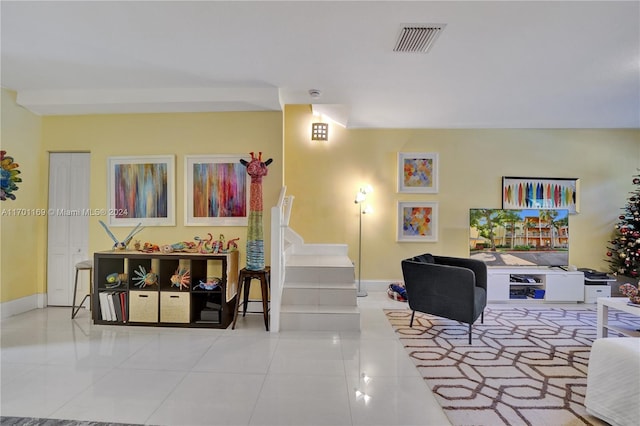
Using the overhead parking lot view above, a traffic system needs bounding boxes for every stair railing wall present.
[269,186,293,332]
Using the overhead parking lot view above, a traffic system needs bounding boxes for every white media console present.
[487,267,584,302]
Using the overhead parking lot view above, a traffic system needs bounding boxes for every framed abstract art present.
[107,155,175,226]
[502,176,580,214]
[397,152,439,193]
[397,201,438,242]
[185,154,250,226]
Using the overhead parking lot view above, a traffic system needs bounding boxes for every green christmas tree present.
[606,175,640,278]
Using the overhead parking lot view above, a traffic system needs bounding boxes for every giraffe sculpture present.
[240,152,273,270]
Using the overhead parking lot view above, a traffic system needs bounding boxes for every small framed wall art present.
[107,155,175,226]
[397,152,439,193]
[185,154,250,226]
[397,201,438,242]
[502,176,580,214]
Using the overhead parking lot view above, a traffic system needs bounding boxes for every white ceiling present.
[2,0,639,129]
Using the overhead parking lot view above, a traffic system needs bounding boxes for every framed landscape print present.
[185,154,250,226]
[397,201,438,242]
[502,176,580,214]
[107,155,175,226]
[397,152,439,193]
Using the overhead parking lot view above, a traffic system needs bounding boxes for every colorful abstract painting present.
[185,155,249,226]
[398,152,439,193]
[502,177,579,214]
[397,201,438,242]
[108,156,175,226]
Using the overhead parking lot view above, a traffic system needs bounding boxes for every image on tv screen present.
[469,208,569,267]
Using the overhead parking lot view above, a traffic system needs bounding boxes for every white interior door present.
[47,152,90,306]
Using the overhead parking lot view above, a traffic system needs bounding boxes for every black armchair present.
[401,253,487,344]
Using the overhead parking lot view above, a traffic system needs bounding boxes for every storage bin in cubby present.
[160,292,190,323]
[129,290,159,323]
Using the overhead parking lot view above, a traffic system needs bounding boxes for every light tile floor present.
[0,292,451,426]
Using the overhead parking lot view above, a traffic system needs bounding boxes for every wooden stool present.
[71,260,93,319]
[232,266,270,331]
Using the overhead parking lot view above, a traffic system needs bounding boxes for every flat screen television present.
[469,208,569,267]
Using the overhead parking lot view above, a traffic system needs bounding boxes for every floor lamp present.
[355,185,372,297]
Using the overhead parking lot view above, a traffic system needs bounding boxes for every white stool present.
[71,260,93,319]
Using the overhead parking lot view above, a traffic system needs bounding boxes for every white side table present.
[596,297,640,338]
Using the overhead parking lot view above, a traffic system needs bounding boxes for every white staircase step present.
[290,243,349,256]
[274,239,360,332]
[280,305,360,331]
[282,283,357,306]
[285,255,355,284]
[286,254,354,267]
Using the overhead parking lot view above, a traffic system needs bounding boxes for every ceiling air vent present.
[393,24,446,53]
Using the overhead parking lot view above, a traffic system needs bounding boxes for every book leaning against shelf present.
[99,291,127,322]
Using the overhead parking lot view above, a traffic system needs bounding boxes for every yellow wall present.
[2,92,639,306]
[284,104,640,281]
[0,89,46,302]
[41,112,284,269]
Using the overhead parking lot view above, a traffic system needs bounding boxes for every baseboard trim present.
[0,294,44,321]
[360,279,402,293]
[0,284,401,321]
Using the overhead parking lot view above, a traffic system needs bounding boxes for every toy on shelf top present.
[160,241,198,254]
[141,242,160,253]
[193,233,239,254]
[226,237,240,252]
[99,220,144,250]
[111,234,240,255]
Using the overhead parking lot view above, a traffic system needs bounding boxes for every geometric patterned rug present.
[385,306,640,426]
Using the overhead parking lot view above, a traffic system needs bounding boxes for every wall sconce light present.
[354,185,373,297]
[311,121,329,141]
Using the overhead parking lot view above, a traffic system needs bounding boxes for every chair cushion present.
[411,253,435,264]
[75,260,93,269]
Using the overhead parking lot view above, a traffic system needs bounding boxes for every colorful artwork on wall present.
[0,150,21,201]
[185,155,250,226]
[502,177,579,214]
[397,201,438,242]
[397,152,439,193]
[108,155,175,226]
